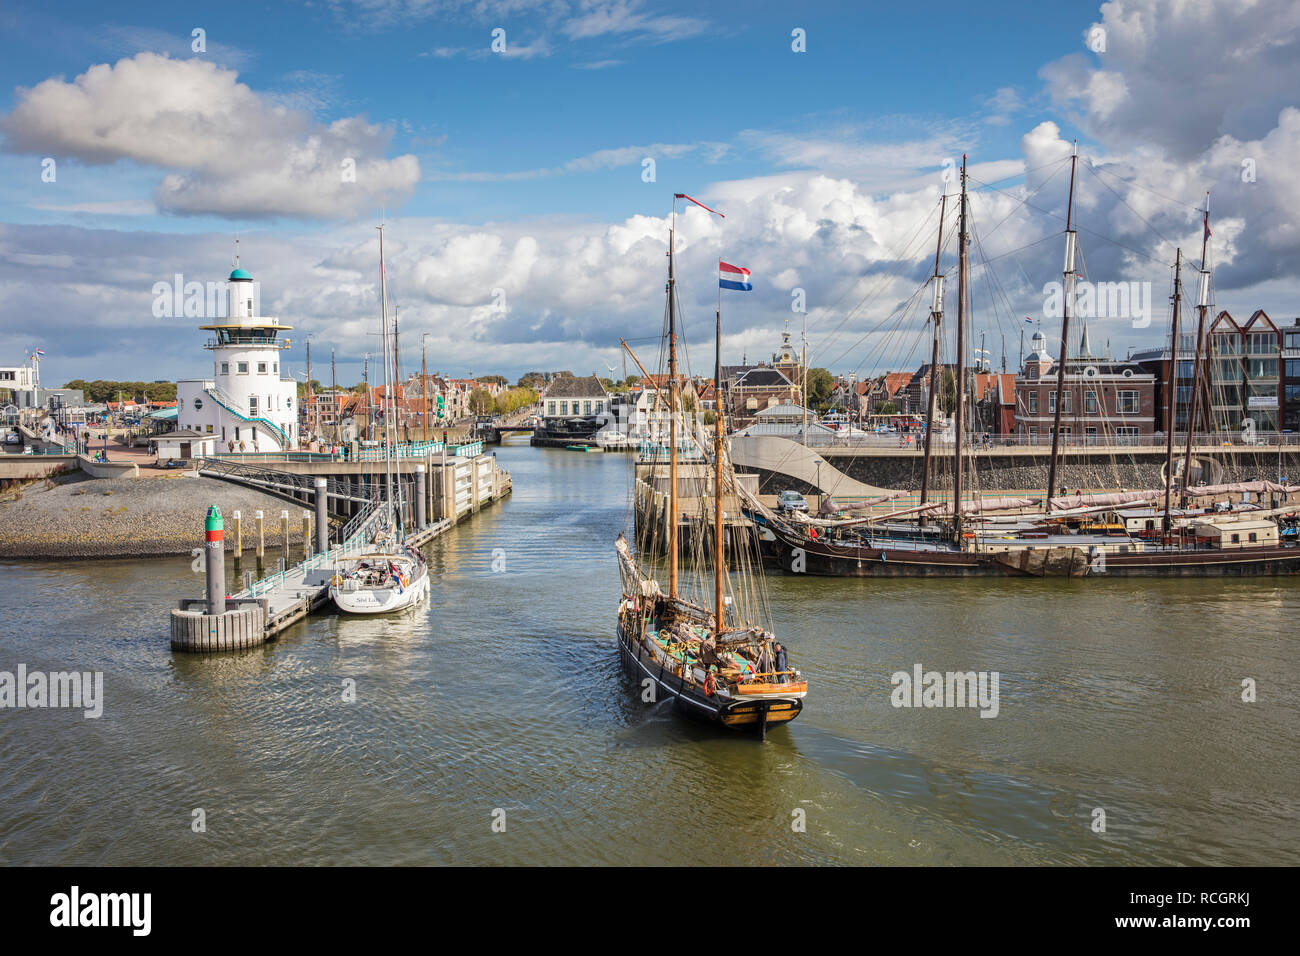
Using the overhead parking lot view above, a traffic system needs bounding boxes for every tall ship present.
[751,152,1300,577]
[615,195,807,739]
[330,225,430,613]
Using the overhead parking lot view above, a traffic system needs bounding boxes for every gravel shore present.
[0,473,312,560]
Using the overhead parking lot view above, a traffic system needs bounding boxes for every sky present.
[1,0,1298,388]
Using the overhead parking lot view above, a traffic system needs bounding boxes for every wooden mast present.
[714,278,726,635]
[952,156,969,543]
[1045,141,1079,509]
[1162,249,1183,531]
[667,198,679,600]
[918,192,947,526]
[421,334,429,443]
[1180,194,1212,504]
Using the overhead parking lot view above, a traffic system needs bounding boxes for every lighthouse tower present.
[176,263,299,452]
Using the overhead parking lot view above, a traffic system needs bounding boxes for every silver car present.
[776,490,809,513]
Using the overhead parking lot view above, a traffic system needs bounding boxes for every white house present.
[175,265,300,453]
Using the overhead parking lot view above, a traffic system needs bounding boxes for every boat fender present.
[704,671,717,697]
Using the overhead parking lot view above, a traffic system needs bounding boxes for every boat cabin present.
[1192,518,1279,549]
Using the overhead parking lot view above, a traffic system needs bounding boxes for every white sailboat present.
[331,224,430,615]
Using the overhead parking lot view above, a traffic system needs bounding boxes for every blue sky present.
[1,0,1297,386]
[0,0,1091,229]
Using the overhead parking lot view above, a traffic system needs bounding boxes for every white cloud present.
[1,53,420,220]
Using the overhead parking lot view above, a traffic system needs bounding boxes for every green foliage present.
[874,400,899,415]
[494,387,538,416]
[476,374,507,386]
[805,367,834,410]
[940,368,957,416]
[467,387,495,415]
[64,380,178,404]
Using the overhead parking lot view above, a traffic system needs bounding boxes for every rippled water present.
[1,438,1297,865]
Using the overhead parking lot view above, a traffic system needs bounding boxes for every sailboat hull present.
[616,619,803,732]
[770,534,1300,577]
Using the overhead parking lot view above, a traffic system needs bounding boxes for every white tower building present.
[176,265,299,452]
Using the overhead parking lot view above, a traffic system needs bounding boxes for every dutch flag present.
[719,261,752,292]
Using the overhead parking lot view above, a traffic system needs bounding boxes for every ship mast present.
[1045,141,1079,508]
[1180,194,1212,504]
[919,192,947,526]
[952,156,969,543]
[714,280,726,635]
[667,199,680,600]
[378,224,397,532]
[1162,249,1183,531]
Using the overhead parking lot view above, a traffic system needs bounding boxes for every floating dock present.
[170,446,510,652]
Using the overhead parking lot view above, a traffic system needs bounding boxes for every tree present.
[468,387,494,416]
[517,372,547,391]
[296,379,322,398]
[939,368,957,416]
[874,401,898,415]
[476,374,507,386]
[493,386,538,415]
[805,367,834,411]
[623,374,640,389]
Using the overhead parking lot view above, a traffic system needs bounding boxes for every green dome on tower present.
[229,268,253,281]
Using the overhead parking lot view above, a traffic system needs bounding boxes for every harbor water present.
[1,438,1297,865]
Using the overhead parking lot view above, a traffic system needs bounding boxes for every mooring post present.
[280,509,289,562]
[314,477,329,551]
[415,464,427,529]
[205,505,225,615]
[255,509,265,574]
[232,509,242,573]
[243,569,253,592]
[302,509,312,557]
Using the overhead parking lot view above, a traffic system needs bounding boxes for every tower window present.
[237,362,248,374]
[221,362,229,374]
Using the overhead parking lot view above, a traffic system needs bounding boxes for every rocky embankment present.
[0,473,309,559]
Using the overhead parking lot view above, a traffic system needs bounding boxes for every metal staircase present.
[204,385,291,448]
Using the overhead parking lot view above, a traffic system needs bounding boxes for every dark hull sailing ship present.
[750,153,1300,578]
[615,194,807,739]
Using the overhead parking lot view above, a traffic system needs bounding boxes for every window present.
[547,401,556,416]
[1116,426,1139,445]
[1231,533,1240,544]
[1048,391,1071,413]
[1026,392,1038,414]
[595,401,604,413]
[583,401,592,415]
[249,396,258,416]
[1117,390,1139,414]
[559,402,568,415]
[257,363,267,374]
[1249,532,1258,543]
[1287,385,1300,404]
[1085,426,1098,444]
[1247,332,1276,354]
[221,362,229,374]
[1286,332,1300,350]
[1286,359,1300,378]
[273,364,278,375]
[237,362,249,374]
[1085,390,1098,414]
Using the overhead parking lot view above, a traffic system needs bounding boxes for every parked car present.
[776,490,809,513]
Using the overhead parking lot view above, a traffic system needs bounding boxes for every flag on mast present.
[719,261,752,292]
